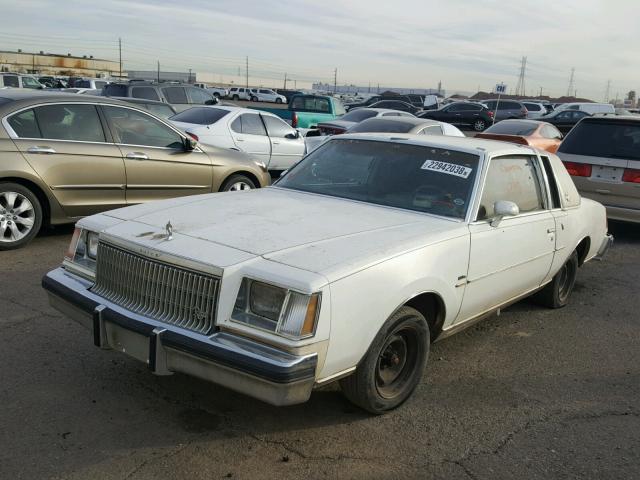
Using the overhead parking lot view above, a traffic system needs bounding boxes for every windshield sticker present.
[421,160,472,179]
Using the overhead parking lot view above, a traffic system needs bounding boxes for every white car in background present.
[249,88,287,104]
[521,102,547,119]
[555,102,615,115]
[228,87,251,101]
[170,106,305,172]
[306,116,465,153]
[206,86,229,98]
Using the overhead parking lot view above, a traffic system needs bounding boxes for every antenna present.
[566,68,575,97]
[514,56,527,96]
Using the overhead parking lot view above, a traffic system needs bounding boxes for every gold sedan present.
[0,91,270,249]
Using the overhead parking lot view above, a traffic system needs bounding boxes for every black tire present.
[232,94,239,101]
[340,306,430,414]
[473,119,487,131]
[0,182,43,250]
[250,96,258,102]
[213,92,221,98]
[220,174,257,192]
[275,98,283,104]
[535,251,579,308]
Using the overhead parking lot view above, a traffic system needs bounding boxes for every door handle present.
[27,146,56,154]
[126,152,149,160]
[547,228,556,233]
[236,138,245,142]
[272,141,280,145]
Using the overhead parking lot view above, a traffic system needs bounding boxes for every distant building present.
[312,82,443,96]
[127,70,195,83]
[0,50,121,78]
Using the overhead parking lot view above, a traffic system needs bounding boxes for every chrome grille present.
[92,242,220,334]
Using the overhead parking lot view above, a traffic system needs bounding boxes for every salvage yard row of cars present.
[0,85,636,414]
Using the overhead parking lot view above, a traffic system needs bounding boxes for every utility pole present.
[188,68,192,83]
[294,79,297,89]
[283,73,287,89]
[118,37,122,78]
[245,56,249,89]
[539,86,543,97]
[157,60,160,82]
[515,56,527,96]
[566,68,575,97]
[604,80,611,102]
[333,68,337,93]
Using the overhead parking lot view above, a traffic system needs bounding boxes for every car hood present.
[100,188,462,281]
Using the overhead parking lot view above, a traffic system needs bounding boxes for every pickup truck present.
[250,94,346,130]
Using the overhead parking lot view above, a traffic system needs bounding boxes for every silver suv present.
[0,73,44,89]
[557,115,640,223]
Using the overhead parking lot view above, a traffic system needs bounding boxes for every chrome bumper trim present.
[43,268,317,406]
[595,233,614,261]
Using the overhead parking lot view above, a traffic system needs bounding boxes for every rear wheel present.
[220,174,257,192]
[473,119,487,131]
[0,182,43,250]
[232,94,239,101]
[340,306,429,414]
[535,251,578,308]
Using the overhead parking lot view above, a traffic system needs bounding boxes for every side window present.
[557,112,571,120]
[21,77,41,89]
[230,116,242,133]
[238,114,266,135]
[3,75,19,87]
[34,104,105,142]
[540,156,561,209]
[259,89,270,94]
[7,109,41,138]
[262,114,295,138]
[162,87,188,104]
[315,98,330,113]
[541,125,562,139]
[448,104,463,112]
[382,112,401,116]
[484,101,496,109]
[102,106,183,148]
[421,125,443,135]
[477,156,544,220]
[131,87,160,101]
[94,81,107,89]
[187,87,214,104]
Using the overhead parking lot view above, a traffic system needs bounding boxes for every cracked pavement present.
[0,221,638,480]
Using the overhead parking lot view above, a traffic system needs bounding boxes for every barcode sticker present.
[421,160,472,178]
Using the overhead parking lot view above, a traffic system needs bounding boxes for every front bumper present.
[42,267,317,406]
[595,233,614,260]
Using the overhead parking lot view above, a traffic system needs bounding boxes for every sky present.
[0,0,637,100]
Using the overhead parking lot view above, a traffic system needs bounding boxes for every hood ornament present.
[165,221,173,241]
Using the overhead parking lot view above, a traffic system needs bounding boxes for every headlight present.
[232,278,320,340]
[64,227,99,279]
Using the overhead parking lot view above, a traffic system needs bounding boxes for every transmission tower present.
[514,56,527,96]
[604,80,611,102]
[566,68,575,97]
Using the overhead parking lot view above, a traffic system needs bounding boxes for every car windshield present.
[484,122,537,136]
[277,138,479,219]
[341,110,379,122]
[169,107,230,125]
[558,120,640,160]
[348,118,416,133]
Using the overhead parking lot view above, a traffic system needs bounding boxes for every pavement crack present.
[122,443,191,479]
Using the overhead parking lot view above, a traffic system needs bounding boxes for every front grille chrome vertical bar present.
[92,242,220,334]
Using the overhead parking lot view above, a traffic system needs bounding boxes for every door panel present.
[14,139,126,217]
[261,114,304,170]
[458,212,556,322]
[229,113,271,165]
[101,105,213,203]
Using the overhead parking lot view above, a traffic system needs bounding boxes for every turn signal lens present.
[622,168,640,183]
[65,227,82,261]
[563,161,592,177]
[277,292,320,339]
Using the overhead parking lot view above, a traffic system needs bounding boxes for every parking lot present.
[1,220,638,480]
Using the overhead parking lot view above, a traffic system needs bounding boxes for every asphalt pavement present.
[0,221,638,480]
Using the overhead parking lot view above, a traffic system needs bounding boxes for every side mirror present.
[285,130,300,140]
[205,98,217,105]
[183,136,198,151]
[490,200,519,227]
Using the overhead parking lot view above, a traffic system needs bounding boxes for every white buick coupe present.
[44,135,612,413]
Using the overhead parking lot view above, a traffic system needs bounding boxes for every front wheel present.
[473,119,487,131]
[220,174,257,192]
[0,182,43,250]
[232,95,239,101]
[250,96,258,102]
[275,98,283,104]
[340,306,429,414]
[535,251,578,308]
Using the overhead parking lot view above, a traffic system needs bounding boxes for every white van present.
[0,73,43,89]
[556,102,615,115]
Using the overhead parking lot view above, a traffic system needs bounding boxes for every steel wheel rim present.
[558,260,575,302]
[474,120,485,131]
[375,328,418,399]
[0,191,35,243]
[228,182,253,191]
